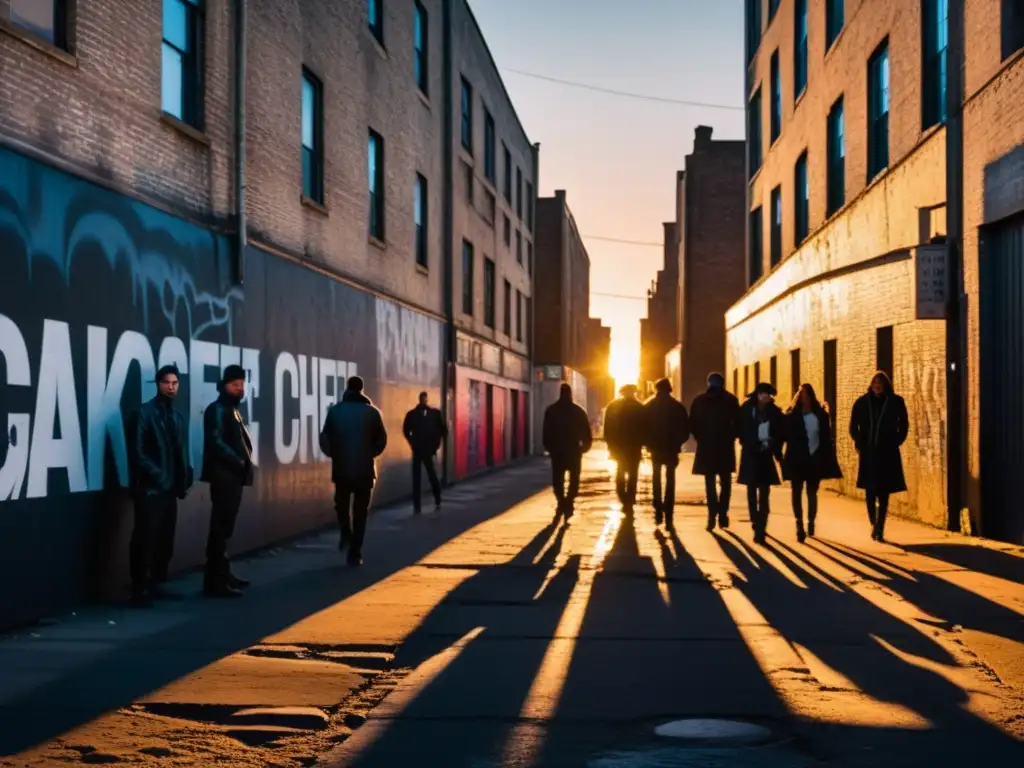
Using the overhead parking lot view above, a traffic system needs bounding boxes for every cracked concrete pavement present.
[1,448,1023,767]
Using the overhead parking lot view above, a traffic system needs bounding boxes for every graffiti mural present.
[0,147,443,628]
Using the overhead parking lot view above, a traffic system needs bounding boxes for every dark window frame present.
[161,0,205,129]
[301,68,324,204]
[770,49,782,143]
[415,173,428,267]
[10,0,69,49]
[823,339,838,431]
[769,355,778,390]
[826,0,844,50]
[1003,0,1024,59]
[922,0,948,129]
[368,0,383,45]
[503,214,511,246]
[876,326,894,380]
[483,257,496,328]
[868,40,890,180]
[484,109,496,182]
[503,279,512,337]
[516,289,523,341]
[516,167,523,218]
[794,0,808,98]
[827,96,845,216]
[794,151,809,243]
[502,143,512,201]
[516,230,522,264]
[526,181,534,230]
[790,348,801,398]
[462,240,474,315]
[368,129,386,240]
[414,1,428,95]
[770,185,782,266]
[748,87,763,178]
[746,0,763,62]
[749,206,764,285]
[460,76,473,153]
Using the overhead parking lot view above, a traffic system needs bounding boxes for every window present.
[823,339,838,430]
[769,0,781,19]
[414,2,428,94]
[502,144,512,201]
[368,0,382,44]
[516,230,522,264]
[10,0,66,48]
[923,0,948,129]
[503,279,512,336]
[770,50,781,143]
[415,174,428,267]
[368,130,385,239]
[462,241,474,315]
[525,297,531,347]
[868,42,891,182]
[484,110,496,182]
[516,290,523,341]
[162,0,204,127]
[748,87,762,178]
[744,366,750,396]
[790,349,801,398]
[484,258,496,328]
[301,71,323,204]
[746,0,763,62]
[770,355,778,390]
[749,206,763,285]
[460,77,473,152]
[483,189,496,226]
[527,242,533,275]
[526,182,534,230]
[770,186,782,266]
[754,361,761,385]
[462,161,473,202]
[794,0,808,98]
[516,167,523,218]
[733,369,739,395]
[794,151,809,243]
[826,0,844,50]
[1004,0,1024,59]
[503,214,511,246]
[876,326,894,380]
[827,97,845,215]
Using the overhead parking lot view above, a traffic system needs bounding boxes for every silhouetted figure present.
[850,371,908,542]
[690,372,741,531]
[738,382,785,544]
[320,376,388,566]
[403,391,447,514]
[201,365,253,598]
[542,383,593,517]
[643,378,690,530]
[783,383,842,542]
[603,384,646,512]
[128,365,193,606]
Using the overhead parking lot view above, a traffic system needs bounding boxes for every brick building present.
[0,0,535,627]
[639,220,678,396]
[730,0,1024,542]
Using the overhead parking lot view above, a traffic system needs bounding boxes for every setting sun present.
[608,336,639,392]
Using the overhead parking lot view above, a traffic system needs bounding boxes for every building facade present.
[730,0,1024,543]
[639,219,678,396]
[0,0,536,628]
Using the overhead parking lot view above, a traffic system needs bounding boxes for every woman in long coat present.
[849,371,909,542]
[738,382,786,544]
[783,383,842,542]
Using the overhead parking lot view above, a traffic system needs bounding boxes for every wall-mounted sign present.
[915,244,948,320]
[542,365,562,381]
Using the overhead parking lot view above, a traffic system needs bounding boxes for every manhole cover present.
[653,719,772,744]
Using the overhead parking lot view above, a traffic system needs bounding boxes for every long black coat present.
[782,407,842,483]
[543,397,593,459]
[403,405,447,456]
[849,390,909,494]
[689,387,740,475]
[603,395,646,461]
[737,399,785,487]
[320,392,388,490]
[643,392,690,465]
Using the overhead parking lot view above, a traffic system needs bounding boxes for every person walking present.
[542,383,593,517]
[690,372,741,531]
[738,382,785,544]
[603,384,646,513]
[128,365,192,606]
[201,365,253,598]
[782,383,842,542]
[643,378,690,530]
[849,371,909,542]
[320,376,388,565]
[403,391,447,514]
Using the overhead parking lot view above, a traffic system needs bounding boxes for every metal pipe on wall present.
[440,0,455,484]
[234,0,248,284]
[530,141,540,455]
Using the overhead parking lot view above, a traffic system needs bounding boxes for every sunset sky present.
[469,0,746,387]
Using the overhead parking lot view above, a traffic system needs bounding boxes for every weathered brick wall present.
[450,0,533,359]
[727,138,948,526]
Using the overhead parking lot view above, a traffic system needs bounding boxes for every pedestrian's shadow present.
[715,534,1024,761]
[897,541,1024,585]
[338,516,580,767]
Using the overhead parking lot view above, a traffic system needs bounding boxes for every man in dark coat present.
[643,378,690,530]
[603,384,646,512]
[128,365,193,606]
[690,372,740,531]
[542,383,593,517]
[403,391,447,514]
[201,365,254,598]
[849,371,909,542]
[738,382,785,544]
[320,376,388,565]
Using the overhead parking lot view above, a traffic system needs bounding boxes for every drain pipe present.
[234,0,248,283]
[440,0,454,484]
[529,141,540,455]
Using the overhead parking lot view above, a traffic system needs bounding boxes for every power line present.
[583,234,664,247]
[501,68,745,112]
[591,291,649,301]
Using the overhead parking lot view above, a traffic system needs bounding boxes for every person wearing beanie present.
[200,364,253,597]
[127,364,193,607]
[690,372,741,532]
[642,378,689,530]
[603,383,646,512]
[319,376,388,565]
[738,381,785,544]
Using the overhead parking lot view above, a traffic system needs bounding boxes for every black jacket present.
[689,387,740,475]
[737,398,785,487]
[643,392,690,464]
[130,396,192,497]
[543,396,593,459]
[782,406,842,483]
[201,395,253,487]
[603,395,646,460]
[850,390,909,494]
[320,391,388,489]
[403,405,447,456]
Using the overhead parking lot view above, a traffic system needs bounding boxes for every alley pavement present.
[1,448,1023,767]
